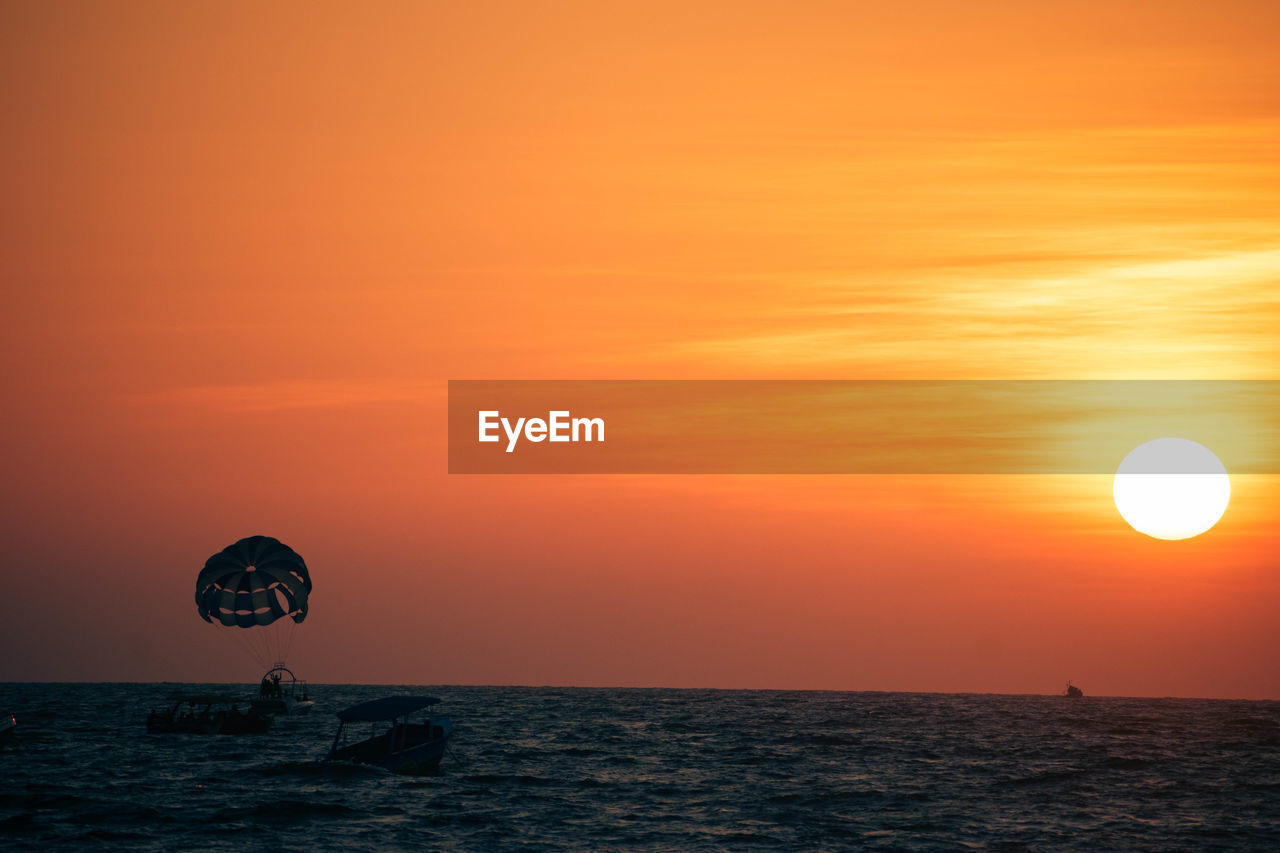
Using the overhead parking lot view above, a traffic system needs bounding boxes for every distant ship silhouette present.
[1064,681,1084,698]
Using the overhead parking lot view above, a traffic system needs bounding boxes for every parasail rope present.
[226,623,267,671]
[282,616,298,665]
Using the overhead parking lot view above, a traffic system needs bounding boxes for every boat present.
[0,713,15,747]
[326,696,452,773]
[147,693,274,734]
[1064,682,1084,698]
[250,664,315,716]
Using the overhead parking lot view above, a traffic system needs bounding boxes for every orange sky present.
[1,1,1278,696]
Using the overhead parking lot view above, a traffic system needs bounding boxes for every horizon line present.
[2,680,1276,702]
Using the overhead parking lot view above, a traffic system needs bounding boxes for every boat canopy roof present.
[336,696,441,722]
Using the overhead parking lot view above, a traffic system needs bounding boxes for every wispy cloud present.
[672,107,1280,378]
[136,381,435,414]
[679,247,1280,378]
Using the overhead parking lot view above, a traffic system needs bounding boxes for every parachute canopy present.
[196,536,311,628]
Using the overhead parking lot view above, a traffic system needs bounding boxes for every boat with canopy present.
[326,696,452,773]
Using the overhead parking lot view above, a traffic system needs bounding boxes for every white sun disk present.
[1113,439,1230,540]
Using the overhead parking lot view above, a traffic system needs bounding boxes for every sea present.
[2,684,1279,851]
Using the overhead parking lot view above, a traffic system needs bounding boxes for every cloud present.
[137,381,435,414]
[676,247,1280,379]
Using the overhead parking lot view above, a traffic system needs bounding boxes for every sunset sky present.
[2,1,1278,697]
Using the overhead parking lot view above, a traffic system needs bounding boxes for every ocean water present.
[2,685,1279,851]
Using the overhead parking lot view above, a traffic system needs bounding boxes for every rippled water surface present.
[2,685,1279,850]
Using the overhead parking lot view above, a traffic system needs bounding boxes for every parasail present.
[196,535,312,666]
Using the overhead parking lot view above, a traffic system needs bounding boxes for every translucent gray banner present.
[448,380,1279,474]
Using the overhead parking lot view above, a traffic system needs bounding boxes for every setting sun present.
[1113,438,1232,540]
